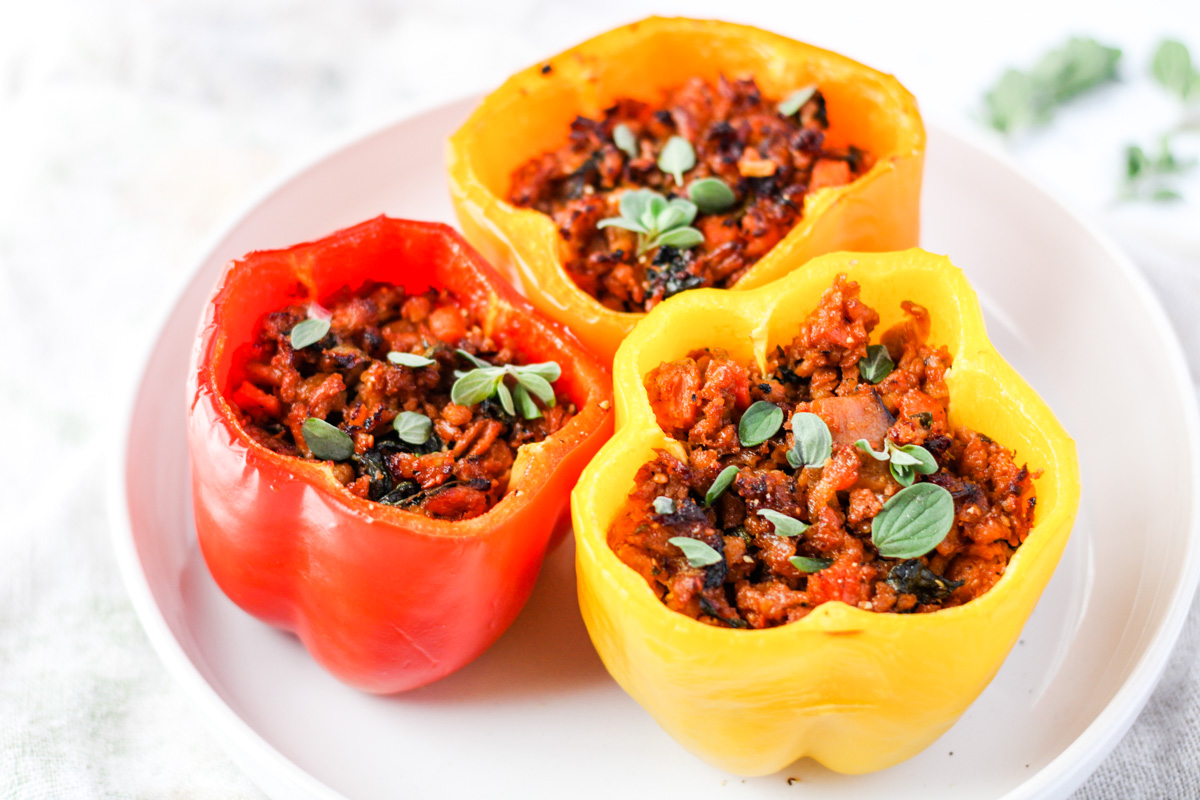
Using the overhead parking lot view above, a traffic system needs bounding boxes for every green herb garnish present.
[1151,39,1200,101]
[757,509,809,538]
[448,350,561,420]
[688,177,737,214]
[387,351,436,368]
[657,136,696,185]
[983,37,1121,135]
[705,465,739,506]
[789,555,833,573]
[290,317,330,350]
[613,123,639,159]
[777,86,816,117]
[738,401,784,447]
[871,483,955,559]
[1120,40,1200,202]
[858,344,895,384]
[597,189,704,255]
[668,536,723,568]
[1122,137,1195,202]
[301,417,354,461]
[887,442,938,487]
[653,496,677,515]
[393,411,433,446]
[855,439,939,487]
[787,412,832,470]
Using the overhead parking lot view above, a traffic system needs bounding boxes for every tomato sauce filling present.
[608,275,1037,627]
[229,283,576,521]
[509,76,870,312]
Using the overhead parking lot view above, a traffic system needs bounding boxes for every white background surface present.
[3,1,1199,797]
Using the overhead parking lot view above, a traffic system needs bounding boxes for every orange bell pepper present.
[447,16,925,362]
[187,217,612,693]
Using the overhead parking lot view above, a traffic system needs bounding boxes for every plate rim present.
[107,96,1200,800]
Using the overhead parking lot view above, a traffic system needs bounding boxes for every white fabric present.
[2,1,1197,796]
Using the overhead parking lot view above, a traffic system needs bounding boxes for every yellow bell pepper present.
[447,17,925,362]
[571,249,1080,775]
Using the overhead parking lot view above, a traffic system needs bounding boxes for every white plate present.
[110,97,1200,800]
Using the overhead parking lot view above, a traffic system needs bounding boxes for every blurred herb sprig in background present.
[983,37,1199,202]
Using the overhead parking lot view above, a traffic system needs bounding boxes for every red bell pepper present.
[187,216,613,693]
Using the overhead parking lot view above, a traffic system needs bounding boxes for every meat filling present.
[509,76,871,312]
[230,283,576,521]
[608,275,1037,627]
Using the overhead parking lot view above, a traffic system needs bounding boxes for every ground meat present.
[230,283,576,521]
[607,275,1038,628]
[508,76,871,312]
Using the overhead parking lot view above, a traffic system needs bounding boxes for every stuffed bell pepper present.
[187,216,612,693]
[571,249,1079,774]
[447,16,925,361]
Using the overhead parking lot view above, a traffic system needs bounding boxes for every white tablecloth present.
[3,1,1197,796]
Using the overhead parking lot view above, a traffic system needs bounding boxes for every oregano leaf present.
[388,351,436,368]
[705,465,739,507]
[393,411,432,446]
[450,369,500,407]
[513,383,541,420]
[858,344,895,384]
[757,509,809,537]
[658,136,696,185]
[777,85,816,117]
[301,417,354,462]
[788,412,832,469]
[495,381,516,416]
[290,318,330,350]
[512,372,552,405]
[789,555,833,573]
[855,439,890,461]
[688,177,737,214]
[871,483,955,559]
[613,123,638,158]
[654,227,704,250]
[668,536,723,568]
[738,401,784,447]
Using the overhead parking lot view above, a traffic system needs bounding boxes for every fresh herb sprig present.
[1122,40,1200,201]
[983,37,1122,135]
[597,189,704,255]
[449,350,561,420]
[855,438,938,487]
[1122,138,1196,201]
